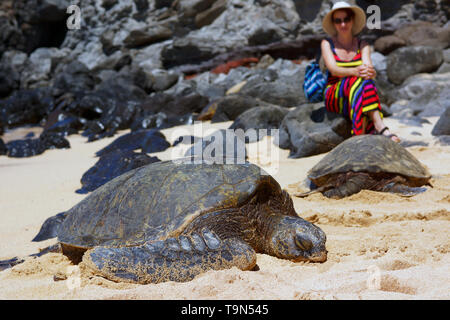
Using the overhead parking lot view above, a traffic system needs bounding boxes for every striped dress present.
[324,38,382,135]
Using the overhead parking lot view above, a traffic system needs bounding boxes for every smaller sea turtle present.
[295,135,431,199]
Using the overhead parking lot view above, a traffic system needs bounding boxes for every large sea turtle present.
[295,135,431,199]
[31,159,327,284]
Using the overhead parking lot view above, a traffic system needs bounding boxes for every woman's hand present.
[362,64,376,79]
[354,65,366,78]
[354,64,376,79]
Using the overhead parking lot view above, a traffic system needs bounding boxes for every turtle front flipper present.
[323,173,371,199]
[0,257,25,271]
[82,229,256,284]
[32,211,69,242]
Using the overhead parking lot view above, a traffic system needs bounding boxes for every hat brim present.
[322,6,366,37]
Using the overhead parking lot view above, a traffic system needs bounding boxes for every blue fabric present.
[303,61,327,103]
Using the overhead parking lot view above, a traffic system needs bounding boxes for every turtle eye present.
[295,234,313,252]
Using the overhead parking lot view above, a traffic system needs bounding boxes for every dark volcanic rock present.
[40,131,71,150]
[387,46,443,85]
[374,35,407,55]
[162,38,217,69]
[123,25,173,48]
[388,71,450,119]
[247,21,283,46]
[95,129,171,157]
[134,68,180,93]
[5,138,45,158]
[356,0,411,20]
[68,94,105,120]
[69,76,148,141]
[238,60,307,107]
[0,138,6,155]
[230,105,288,130]
[229,105,289,142]
[185,129,247,163]
[276,103,352,159]
[43,115,84,137]
[0,49,27,80]
[36,0,71,22]
[130,112,195,131]
[5,132,70,158]
[161,0,302,71]
[432,107,450,136]
[195,0,227,28]
[76,149,160,194]
[129,89,208,132]
[140,90,209,117]
[155,0,175,9]
[393,21,450,49]
[293,0,323,22]
[0,64,20,98]
[408,85,450,117]
[387,73,450,104]
[0,88,55,129]
[208,94,274,123]
[0,0,69,56]
[52,61,96,96]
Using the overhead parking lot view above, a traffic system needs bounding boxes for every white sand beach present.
[0,117,449,299]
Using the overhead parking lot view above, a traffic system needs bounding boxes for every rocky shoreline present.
[0,0,449,162]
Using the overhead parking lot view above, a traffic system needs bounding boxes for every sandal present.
[376,126,400,143]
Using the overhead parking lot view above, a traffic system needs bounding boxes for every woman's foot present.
[367,110,401,143]
[377,126,401,143]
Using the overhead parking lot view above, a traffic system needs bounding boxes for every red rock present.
[211,57,259,74]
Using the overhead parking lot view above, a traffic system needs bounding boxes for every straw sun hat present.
[322,1,366,36]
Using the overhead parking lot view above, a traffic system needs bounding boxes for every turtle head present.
[267,216,327,262]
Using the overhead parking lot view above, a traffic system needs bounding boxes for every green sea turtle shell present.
[308,135,431,186]
[58,159,281,249]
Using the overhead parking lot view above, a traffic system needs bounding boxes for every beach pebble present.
[53,272,67,282]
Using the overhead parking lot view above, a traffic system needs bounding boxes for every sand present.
[0,116,449,300]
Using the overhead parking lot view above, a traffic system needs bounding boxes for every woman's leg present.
[347,78,375,135]
[325,78,400,142]
[349,79,400,141]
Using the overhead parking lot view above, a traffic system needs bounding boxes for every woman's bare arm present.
[321,39,362,78]
[360,40,376,79]
[360,40,372,66]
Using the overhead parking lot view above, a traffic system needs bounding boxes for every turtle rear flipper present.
[82,229,257,284]
[294,188,325,198]
[381,182,428,197]
[0,244,62,271]
[294,182,333,198]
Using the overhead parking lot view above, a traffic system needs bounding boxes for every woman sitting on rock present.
[321,1,400,142]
